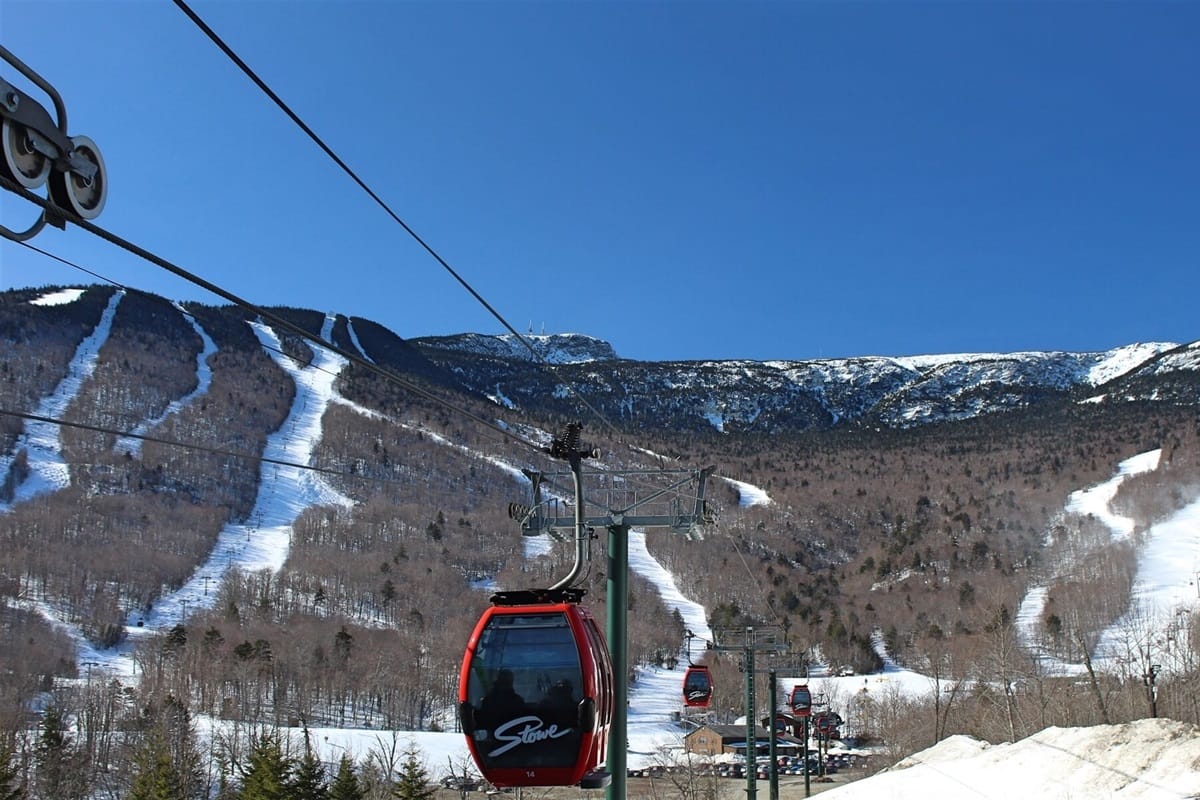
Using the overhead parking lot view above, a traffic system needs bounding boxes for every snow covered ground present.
[820,717,1200,800]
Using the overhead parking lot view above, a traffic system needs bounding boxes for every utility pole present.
[803,716,810,797]
[711,626,786,800]
[766,669,779,800]
[1142,648,1162,718]
[513,423,714,800]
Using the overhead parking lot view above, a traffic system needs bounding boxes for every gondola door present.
[459,591,612,788]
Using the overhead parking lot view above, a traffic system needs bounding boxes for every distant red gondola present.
[682,664,713,708]
[789,683,812,717]
[459,589,613,789]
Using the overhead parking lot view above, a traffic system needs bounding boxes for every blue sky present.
[1,0,1197,362]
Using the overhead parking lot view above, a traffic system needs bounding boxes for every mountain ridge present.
[409,330,1196,433]
[6,285,1196,438]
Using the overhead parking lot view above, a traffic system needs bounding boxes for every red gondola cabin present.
[459,590,613,789]
[789,683,812,717]
[682,664,713,708]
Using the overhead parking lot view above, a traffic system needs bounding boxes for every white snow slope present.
[1017,447,1200,676]
[0,290,123,511]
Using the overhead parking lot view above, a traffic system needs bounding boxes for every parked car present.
[441,775,482,791]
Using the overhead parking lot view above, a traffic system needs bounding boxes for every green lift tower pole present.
[606,521,630,795]
[512,425,714,800]
[747,635,756,800]
[768,668,778,800]
[712,627,787,800]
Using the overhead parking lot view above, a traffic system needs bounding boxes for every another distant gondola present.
[790,683,812,717]
[459,589,614,789]
[682,664,714,708]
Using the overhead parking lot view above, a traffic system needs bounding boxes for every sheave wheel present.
[48,134,106,219]
[0,118,50,189]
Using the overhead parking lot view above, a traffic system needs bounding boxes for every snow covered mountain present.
[411,333,1196,432]
[3,284,1200,800]
[8,285,1194,437]
[411,331,618,364]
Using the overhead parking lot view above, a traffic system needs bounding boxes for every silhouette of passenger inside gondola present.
[480,669,526,731]
[533,677,580,766]
[539,678,577,730]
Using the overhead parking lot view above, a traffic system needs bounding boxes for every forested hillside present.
[1,284,1198,797]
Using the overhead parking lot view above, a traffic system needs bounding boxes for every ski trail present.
[346,318,375,364]
[624,529,714,752]
[1064,449,1161,542]
[0,289,123,512]
[114,302,217,457]
[172,313,352,587]
[1016,449,1164,674]
[628,530,713,657]
[1094,496,1200,666]
[70,314,353,678]
[719,476,772,507]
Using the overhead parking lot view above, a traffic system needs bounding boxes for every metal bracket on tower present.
[546,422,597,590]
[513,460,717,538]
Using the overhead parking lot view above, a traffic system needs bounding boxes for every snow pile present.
[822,718,1200,800]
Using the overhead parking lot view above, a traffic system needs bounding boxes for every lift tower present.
[712,626,788,800]
[512,423,715,800]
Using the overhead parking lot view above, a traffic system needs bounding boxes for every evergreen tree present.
[334,627,354,664]
[127,730,179,800]
[0,743,25,800]
[238,734,291,800]
[35,705,83,800]
[328,756,364,800]
[288,738,328,800]
[128,696,207,800]
[168,698,206,797]
[391,743,435,800]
